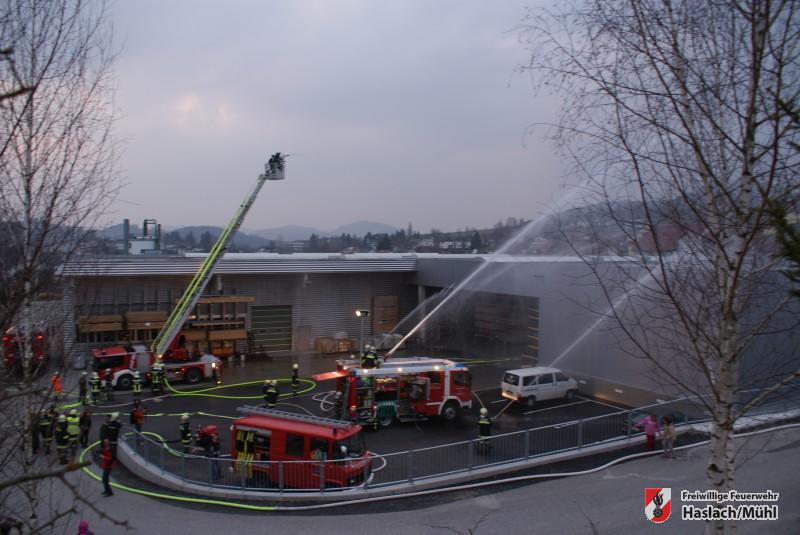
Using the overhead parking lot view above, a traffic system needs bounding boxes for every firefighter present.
[30,410,40,454]
[78,371,88,405]
[66,408,80,460]
[50,371,62,399]
[361,345,378,369]
[104,412,121,457]
[79,407,92,448]
[103,371,114,401]
[150,360,164,395]
[180,414,192,454]
[333,390,344,418]
[263,380,278,409]
[38,408,54,454]
[291,363,299,395]
[211,361,220,385]
[55,414,69,464]
[132,370,142,402]
[89,372,101,405]
[477,408,492,454]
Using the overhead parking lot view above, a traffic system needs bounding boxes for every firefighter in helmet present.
[106,412,122,457]
[291,363,299,395]
[89,372,101,405]
[477,407,492,453]
[150,358,164,395]
[361,345,378,369]
[55,414,69,464]
[132,370,142,402]
[263,380,279,409]
[78,371,88,405]
[104,371,114,401]
[66,408,80,460]
[38,407,54,455]
[180,414,193,454]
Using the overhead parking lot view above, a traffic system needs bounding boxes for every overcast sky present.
[110,0,561,234]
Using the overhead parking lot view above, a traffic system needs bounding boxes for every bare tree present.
[522,1,799,533]
[0,0,123,531]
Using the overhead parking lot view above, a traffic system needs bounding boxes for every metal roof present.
[60,253,419,277]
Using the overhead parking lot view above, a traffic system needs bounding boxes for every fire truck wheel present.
[524,396,536,408]
[184,368,203,384]
[117,374,133,390]
[440,401,461,422]
[377,413,394,428]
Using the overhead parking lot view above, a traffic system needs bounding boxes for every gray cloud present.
[111,0,561,233]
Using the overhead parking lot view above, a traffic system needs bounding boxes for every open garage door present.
[250,305,292,353]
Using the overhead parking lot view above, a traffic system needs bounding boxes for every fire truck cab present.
[231,406,371,489]
[316,356,473,428]
[2,328,47,373]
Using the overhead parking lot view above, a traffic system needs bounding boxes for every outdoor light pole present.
[355,309,370,354]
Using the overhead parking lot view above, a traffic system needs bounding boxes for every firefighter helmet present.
[58,414,66,422]
[292,363,298,370]
[264,379,270,386]
[181,413,189,421]
[133,370,140,377]
[70,409,77,416]
[91,371,99,379]
[82,371,87,376]
[480,408,488,417]
[111,412,119,421]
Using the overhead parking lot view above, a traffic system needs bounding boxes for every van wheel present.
[184,368,202,384]
[116,374,132,390]
[565,390,577,401]
[440,401,461,422]
[524,396,536,408]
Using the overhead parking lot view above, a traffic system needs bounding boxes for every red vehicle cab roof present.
[234,413,362,440]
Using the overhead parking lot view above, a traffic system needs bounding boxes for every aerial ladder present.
[150,153,286,358]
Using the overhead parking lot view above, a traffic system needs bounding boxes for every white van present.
[500,367,579,408]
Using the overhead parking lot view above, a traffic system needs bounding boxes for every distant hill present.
[169,226,270,249]
[331,221,398,236]
[250,225,326,242]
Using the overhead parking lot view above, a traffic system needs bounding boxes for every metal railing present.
[120,384,800,494]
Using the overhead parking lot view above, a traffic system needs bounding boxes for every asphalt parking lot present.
[79,352,632,457]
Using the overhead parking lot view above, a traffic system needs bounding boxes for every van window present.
[555,372,568,382]
[285,434,305,457]
[503,373,519,386]
[523,375,538,387]
[538,373,554,384]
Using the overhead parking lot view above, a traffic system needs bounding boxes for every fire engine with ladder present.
[91,154,286,388]
[314,356,473,428]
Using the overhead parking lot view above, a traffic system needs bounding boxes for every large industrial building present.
[60,252,800,405]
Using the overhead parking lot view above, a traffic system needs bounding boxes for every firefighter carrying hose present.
[477,407,492,454]
[263,380,279,408]
[180,414,193,454]
[89,372,101,405]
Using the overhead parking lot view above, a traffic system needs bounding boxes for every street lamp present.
[355,309,370,354]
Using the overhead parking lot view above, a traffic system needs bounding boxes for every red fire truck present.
[314,356,473,428]
[2,328,47,373]
[231,406,372,489]
[91,342,221,389]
